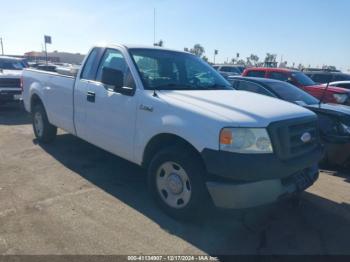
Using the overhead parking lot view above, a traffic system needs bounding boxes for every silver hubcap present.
[156,162,191,208]
[34,112,44,137]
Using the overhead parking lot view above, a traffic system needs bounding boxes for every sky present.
[1,0,349,71]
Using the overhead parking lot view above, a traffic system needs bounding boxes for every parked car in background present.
[23,44,322,219]
[242,67,350,105]
[230,76,350,166]
[0,56,27,105]
[326,81,350,90]
[32,63,57,72]
[304,69,350,84]
[213,64,245,79]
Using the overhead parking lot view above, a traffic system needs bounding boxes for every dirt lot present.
[0,103,350,255]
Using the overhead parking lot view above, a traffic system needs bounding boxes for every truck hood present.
[307,84,350,94]
[158,90,315,127]
[306,103,350,117]
[0,70,22,79]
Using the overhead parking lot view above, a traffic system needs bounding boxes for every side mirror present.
[286,77,294,84]
[102,67,124,89]
[101,67,134,96]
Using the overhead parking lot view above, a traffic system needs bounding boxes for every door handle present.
[87,91,95,103]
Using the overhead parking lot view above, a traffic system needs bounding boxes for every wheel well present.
[142,133,205,169]
[30,94,43,113]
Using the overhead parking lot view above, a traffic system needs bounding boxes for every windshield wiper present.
[152,83,194,90]
[205,84,231,90]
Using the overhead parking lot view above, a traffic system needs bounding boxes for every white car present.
[0,56,26,104]
[22,44,322,219]
[327,81,350,90]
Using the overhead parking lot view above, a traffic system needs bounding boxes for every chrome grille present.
[0,78,21,88]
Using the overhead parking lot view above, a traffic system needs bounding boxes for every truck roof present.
[245,67,299,73]
[95,43,190,54]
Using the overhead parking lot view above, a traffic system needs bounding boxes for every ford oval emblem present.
[301,132,312,143]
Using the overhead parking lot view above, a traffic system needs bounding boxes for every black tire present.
[32,103,57,143]
[148,145,209,220]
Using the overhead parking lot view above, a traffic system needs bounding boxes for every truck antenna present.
[152,7,158,97]
[319,81,330,107]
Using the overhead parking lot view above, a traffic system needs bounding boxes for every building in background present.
[23,51,85,64]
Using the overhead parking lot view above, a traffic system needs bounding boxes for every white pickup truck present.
[0,56,27,104]
[23,44,322,219]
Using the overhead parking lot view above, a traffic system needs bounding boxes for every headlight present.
[220,128,273,154]
[333,94,348,104]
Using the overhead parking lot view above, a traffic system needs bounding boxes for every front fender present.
[134,112,221,165]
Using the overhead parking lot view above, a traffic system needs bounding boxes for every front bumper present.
[0,90,22,103]
[201,146,323,182]
[206,164,319,209]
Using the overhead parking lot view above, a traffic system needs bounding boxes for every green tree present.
[236,59,246,65]
[264,53,277,63]
[190,44,205,57]
[249,54,260,66]
[154,40,164,47]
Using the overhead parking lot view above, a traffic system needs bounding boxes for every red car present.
[242,67,350,105]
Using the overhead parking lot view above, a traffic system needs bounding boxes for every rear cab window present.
[80,47,104,80]
[220,66,240,73]
[246,70,266,78]
[268,72,289,81]
[311,73,332,84]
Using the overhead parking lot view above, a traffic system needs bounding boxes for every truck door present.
[74,48,138,162]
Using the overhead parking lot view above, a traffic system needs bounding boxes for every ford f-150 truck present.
[23,44,322,219]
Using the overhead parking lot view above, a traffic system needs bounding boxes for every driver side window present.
[96,49,135,88]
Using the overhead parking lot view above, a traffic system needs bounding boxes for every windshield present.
[266,81,319,105]
[221,66,241,74]
[129,49,232,90]
[291,72,315,86]
[0,59,26,70]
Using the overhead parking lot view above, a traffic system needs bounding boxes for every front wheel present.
[32,104,57,143]
[148,146,209,220]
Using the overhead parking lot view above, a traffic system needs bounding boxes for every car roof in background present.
[213,64,245,67]
[0,56,25,61]
[304,71,348,75]
[329,81,350,85]
[230,76,285,84]
[244,67,299,73]
[303,68,341,73]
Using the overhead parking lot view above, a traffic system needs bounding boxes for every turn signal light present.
[220,129,232,145]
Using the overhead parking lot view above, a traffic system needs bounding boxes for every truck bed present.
[22,68,77,135]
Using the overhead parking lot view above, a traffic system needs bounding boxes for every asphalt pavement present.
[0,103,349,255]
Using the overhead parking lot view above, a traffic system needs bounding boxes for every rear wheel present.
[32,104,57,143]
[148,146,209,220]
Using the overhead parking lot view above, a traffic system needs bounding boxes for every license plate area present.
[13,94,22,100]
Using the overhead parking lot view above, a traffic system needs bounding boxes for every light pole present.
[0,37,4,55]
[44,35,52,65]
[213,49,218,64]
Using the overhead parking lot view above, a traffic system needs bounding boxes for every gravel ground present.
[0,103,349,255]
